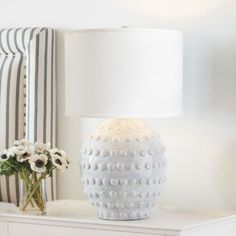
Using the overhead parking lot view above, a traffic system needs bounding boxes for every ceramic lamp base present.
[80,119,167,220]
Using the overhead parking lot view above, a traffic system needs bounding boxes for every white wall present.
[1,0,236,212]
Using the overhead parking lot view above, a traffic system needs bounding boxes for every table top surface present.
[0,200,235,233]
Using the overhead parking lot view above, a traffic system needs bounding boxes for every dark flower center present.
[35,159,44,168]
[22,152,29,159]
[55,159,62,165]
[1,154,7,159]
[55,152,62,156]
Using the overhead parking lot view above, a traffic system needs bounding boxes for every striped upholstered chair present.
[0,28,56,205]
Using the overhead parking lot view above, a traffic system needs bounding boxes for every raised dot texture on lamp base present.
[80,119,167,220]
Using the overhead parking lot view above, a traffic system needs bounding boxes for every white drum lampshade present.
[65,28,183,220]
[65,28,183,118]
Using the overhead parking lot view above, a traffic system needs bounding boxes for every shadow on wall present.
[184,33,236,113]
[151,114,236,211]
[216,141,236,210]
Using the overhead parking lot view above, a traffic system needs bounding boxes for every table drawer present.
[181,222,235,236]
[0,220,8,236]
[8,222,166,236]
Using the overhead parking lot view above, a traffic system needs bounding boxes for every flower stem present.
[19,170,34,208]
[32,172,44,211]
[22,172,47,211]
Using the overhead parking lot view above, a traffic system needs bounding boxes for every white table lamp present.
[65,28,183,220]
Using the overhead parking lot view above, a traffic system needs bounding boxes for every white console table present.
[0,200,236,236]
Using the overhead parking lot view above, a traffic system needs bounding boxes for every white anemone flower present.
[50,148,70,167]
[9,145,32,162]
[50,148,66,158]
[52,154,68,170]
[0,150,9,162]
[29,154,48,173]
[34,142,50,153]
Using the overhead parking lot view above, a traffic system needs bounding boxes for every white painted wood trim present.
[181,215,236,235]
[0,213,180,235]
[1,200,236,236]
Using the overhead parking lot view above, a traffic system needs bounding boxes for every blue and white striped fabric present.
[0,28,56,205]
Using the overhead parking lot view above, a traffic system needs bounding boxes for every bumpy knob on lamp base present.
[80,119,167,220]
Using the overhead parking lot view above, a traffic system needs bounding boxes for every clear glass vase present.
[19,173,46,215]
